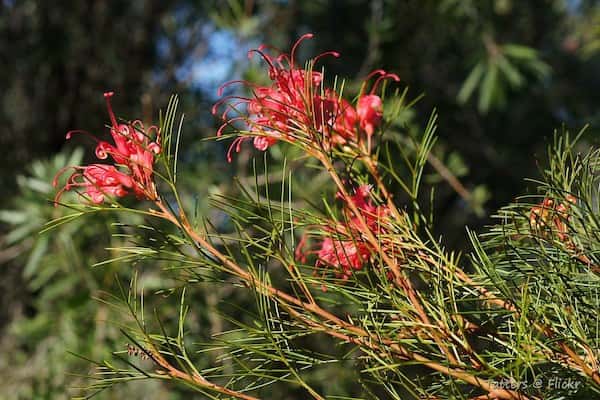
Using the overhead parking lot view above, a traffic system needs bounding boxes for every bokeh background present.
[0,0,598,398]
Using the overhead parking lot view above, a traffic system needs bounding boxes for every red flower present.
[54,164,133,204]
[356,70,400,139]
[54,92,160,204]
[253,135,278,151]
[335,98,359,140]
[299,184,391,279]
[357,95,383,137]
[215,34,376,160]
[341,184,390,233]
[313,90,360,146]
[99,92,160,199]
[316,237,371,280]
[214,35,400,160]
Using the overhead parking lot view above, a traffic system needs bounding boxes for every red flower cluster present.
[213,34,399,161]
[529,195,577,242]
[54,92,161,204]
[297,185,391,280]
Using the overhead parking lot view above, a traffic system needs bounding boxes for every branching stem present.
[151,199,531,400]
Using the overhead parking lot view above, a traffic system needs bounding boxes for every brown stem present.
[362,155,599,386]
[152,201,530,399]
[360,156,462,364]
[149,344,259,400]
[280,300,531,400]
[426,152,472,202]
[434,255,600,385]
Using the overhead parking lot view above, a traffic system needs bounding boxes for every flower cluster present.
[529,195,577,242]
[297,185,391,280]
[54,92,160,204]
[213,34,399,161]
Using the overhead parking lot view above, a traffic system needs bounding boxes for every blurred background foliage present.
[0,0,598,398]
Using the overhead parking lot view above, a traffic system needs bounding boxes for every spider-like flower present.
[298,185,391,279]
[356,70,400,152]
[54,164,133,204]
[54,92,161,204]
[316,237,371,280]
[213,34,399,161]
[357,95,383,137]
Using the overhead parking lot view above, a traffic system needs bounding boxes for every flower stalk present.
[51,35,600,399]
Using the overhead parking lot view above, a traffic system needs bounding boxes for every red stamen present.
[216,80,257,97]
[104,91,119,128]
[226,137,247,163]
[212,95,251,116]
[65,129,100,142]
[312,51,341,65]
[247,48,277,71]
[217,116,247,137]
[370,73,400,95]
[365,69,386,81]
[290,33,314,69]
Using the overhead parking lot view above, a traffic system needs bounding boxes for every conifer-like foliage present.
[50,36,599,400]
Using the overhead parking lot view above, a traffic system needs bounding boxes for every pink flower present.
[253,135,279,151]
[100,92,160,199]
[213,35,399,160]
[356,70,400,138]
[357,95,383,137]
[334,98,359,140]
[345,186,390,240]
[54,164,133,204]
[214,34,351,160]
[316,237,371,280]
[298,184,391,279]
[54,92,160,204]
[313,90,360,146]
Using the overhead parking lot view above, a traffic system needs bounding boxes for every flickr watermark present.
[492,376,582,393]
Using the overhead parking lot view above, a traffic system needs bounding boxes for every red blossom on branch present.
[298,184,391,280]
[357,95,383,137]
[53,164,133,204]
[316,237,371,280]
[54,92,160,204]
[213,34,399,161]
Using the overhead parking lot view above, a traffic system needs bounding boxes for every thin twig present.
[152,199,530,400]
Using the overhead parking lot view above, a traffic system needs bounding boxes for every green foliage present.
[573,6,600,59]
[469,129,600,399]
[0,150,174,399]
[2,1,600,399]
[45,84,600,399]
[458,40,550,113]
[211,0,262,38]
